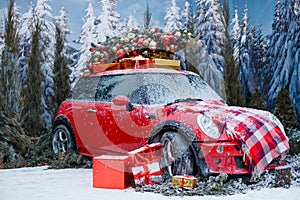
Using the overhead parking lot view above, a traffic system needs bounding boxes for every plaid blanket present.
[224,106,290,181]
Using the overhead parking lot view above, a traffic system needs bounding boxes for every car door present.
[70,76,114,156]
[94,73,159,153]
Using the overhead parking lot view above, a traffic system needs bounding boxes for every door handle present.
[145,115,156,120]
[88,109,97,113]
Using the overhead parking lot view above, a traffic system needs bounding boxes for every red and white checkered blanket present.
[225,106,290,180]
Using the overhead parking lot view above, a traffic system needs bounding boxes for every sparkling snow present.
[1,166,299,200]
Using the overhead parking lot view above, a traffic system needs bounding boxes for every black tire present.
[160,132,194,176]
[52,124,75,155]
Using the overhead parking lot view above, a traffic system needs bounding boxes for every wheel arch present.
[148,120,210,177]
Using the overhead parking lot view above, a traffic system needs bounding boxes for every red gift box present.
[93,155,132,189]
[128,143,163,186]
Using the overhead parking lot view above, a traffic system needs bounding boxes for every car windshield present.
[95,72,222,105]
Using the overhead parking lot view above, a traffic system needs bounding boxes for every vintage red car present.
[52,63,289,179]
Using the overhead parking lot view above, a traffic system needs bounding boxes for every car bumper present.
[199,141,249,174]
[199,141,285,175]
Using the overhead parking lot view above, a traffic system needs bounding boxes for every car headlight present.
[197,114,220,139]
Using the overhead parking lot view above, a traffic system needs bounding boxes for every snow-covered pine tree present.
[266,0,300,126]
[35,0,56,128]
[54,7,71,42]
[19,3,35,84]
[230,6,241,62]
[52,24,70,116]
[74,2,96,85]
[222,0,244,106]
[127,12,139,31]
[261,0,282,103]
[95,0,120,42]
[239,4,251,105]
[144,2,151,28]
[194,0,226,98]
[164,0,182,32]
[0,20,4,60]
[53,7,77,88]
[181,0,194,34]
[0,0,21,119]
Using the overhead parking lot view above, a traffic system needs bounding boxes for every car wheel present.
[160,132,194,176]
[52,124,75,155]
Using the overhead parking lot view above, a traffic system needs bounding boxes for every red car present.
[52,65,289,179]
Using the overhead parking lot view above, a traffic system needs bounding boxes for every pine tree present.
[248,25,267,94]
[0,0,21,118]
[261,1,281,105]
[0,20,4,59]
[249,88,267,110]
[181,0,194,34]
[230,6,241,62]
[194,0,226,99]
[22,20,44,137]
[164,0,182,32]
[266,0,300,126]
[222,0,244,106]
[239,4,251,105]
[36,0,56,128]
[144,2,152,28]
[127,12,139,31]
[274,86,299,130]
[52,25,70,116]
[96,0,121,42]
[74,3,96,84]
[54,7,71,41]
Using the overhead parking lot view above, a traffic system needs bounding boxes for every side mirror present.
[112,95,134,112]
[112,95,130,106]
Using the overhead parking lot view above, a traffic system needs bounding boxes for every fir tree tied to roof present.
[87,27,192,67]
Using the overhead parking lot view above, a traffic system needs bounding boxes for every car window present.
[70,77,99,101]
[95,72,222,104]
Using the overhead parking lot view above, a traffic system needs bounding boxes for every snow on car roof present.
[88,68,197,77]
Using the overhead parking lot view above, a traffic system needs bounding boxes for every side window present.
[71,77,99,101]
[95,74,139,102]
[95,75,122,102]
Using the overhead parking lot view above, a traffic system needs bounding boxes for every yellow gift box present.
[171,175,197,189]
[154,59,180,70]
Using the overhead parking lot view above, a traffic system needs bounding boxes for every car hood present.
[174,100,287,139]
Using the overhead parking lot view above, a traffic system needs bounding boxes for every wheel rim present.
[162,138,176,176]
[53,127,69,154]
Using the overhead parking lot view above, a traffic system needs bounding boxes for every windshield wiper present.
[165,98,203,106]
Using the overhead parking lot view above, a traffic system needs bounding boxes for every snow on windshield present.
[96,72,223,105]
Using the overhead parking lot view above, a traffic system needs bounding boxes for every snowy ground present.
[1,166,300,200]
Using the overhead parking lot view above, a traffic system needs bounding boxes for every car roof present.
[88,68,197,77]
